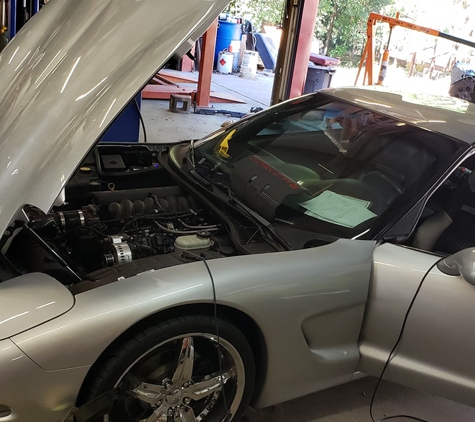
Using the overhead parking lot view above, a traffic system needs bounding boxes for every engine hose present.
[178,219,219,230]
[154,222,219,235]
[119,214,194,232]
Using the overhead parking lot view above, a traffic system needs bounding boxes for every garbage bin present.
[303,53,339,94]
[303,62,336,94]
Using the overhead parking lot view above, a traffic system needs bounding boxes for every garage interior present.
[3,1,475,421]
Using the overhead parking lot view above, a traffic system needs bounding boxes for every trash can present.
[303,53,339,94]
[303,62,336,94]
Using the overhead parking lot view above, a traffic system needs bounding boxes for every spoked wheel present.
[83,316,255,422]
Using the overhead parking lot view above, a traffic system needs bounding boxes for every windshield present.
[193,94,464,239]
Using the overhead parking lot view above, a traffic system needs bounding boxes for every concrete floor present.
[140,71,475,421]
[246,377,475,422]
[140,71,273,144]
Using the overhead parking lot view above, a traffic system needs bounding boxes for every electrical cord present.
[369,257,445,422]
[135,98,148,143]
[187,251,230,421]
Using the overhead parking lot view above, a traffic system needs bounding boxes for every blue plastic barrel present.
[214,20,242,66]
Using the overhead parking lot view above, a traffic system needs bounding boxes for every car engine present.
[2,144,236,286]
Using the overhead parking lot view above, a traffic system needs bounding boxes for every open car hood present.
[0,0,230,237]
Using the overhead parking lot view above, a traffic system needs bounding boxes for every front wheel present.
[83,315,255,422]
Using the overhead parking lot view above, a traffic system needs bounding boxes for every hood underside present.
[0,0,230,237]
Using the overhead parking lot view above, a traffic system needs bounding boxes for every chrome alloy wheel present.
[105,333,246,422]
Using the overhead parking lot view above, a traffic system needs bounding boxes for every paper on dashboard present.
[300,190,377,228]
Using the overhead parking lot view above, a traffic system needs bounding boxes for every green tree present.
[227,0,285,31]
[316,0,393,63]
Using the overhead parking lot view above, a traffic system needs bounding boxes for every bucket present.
[240,50,258,79]
[214,20,242,66]
[217,51,233,74]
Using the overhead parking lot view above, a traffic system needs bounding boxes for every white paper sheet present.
[300,190,377,228]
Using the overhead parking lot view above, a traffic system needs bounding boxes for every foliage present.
[227,0,285,32]
[315,0,393,64]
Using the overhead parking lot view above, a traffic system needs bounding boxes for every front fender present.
[0,273,74,340]
[0,339,88,422]
[12,239,375,408]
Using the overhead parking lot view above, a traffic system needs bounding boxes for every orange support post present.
[377,12,398,85]
[195,19,218,107]
[366,17,375,85]
[355,40,371,85]
[355,15,376,85]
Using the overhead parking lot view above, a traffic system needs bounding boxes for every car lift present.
[355,12,475,86]
[271,0,320,104]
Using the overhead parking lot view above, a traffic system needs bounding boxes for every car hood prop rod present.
[23,223,82,283]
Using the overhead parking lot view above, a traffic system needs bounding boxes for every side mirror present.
[437,248,475,286]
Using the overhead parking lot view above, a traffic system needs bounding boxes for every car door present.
[358,242,475,407]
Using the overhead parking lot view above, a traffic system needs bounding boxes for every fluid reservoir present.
[175,233,212,250]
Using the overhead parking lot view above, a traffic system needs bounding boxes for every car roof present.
[322,86,475,145]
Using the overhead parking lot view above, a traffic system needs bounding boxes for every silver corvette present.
[1,1,475,422]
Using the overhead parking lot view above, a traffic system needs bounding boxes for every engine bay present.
[0,144,237,287]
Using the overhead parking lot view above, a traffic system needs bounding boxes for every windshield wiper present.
[217,184,293,251]
[184,150,292,251]
[189,168,212,188]
[186,146,215,189]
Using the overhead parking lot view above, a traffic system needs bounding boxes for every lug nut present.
[183,397,191,405]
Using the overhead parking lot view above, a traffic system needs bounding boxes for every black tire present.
[82,315,255,422]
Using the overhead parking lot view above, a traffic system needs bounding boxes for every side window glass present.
[411,157,475,254]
